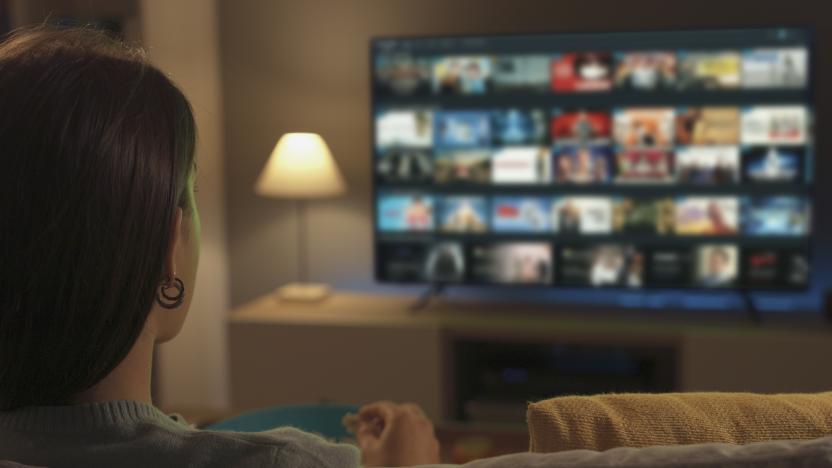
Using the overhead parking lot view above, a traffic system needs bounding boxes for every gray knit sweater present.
[0,400,362,467]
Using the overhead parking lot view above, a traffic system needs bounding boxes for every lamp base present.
[275,282,332,302]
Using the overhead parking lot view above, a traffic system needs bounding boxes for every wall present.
[142,0,230,410]
[7,0,142,40]
[219,0,831,310]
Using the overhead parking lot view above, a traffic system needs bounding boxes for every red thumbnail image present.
[551,109,611,144]
[551,52,613,92]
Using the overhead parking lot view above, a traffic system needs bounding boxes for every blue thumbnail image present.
[491,196,551,232]
[377,193,434,232]
[743,196,809,236]
[742,146,803,183]
[438,196,489,233]
[491,108,546,145]
[434,110,492,150]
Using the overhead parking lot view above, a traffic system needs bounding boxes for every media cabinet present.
[229,291,832,426]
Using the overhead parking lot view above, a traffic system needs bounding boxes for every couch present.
[483,391,832,467]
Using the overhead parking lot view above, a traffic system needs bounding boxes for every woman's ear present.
[148,206,189,344]
[163,207,184,281]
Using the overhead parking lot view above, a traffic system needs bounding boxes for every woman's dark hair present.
[0,26,196,410]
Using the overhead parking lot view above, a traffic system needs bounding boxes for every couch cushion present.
[527,392,832,453]
[462,435,832,468]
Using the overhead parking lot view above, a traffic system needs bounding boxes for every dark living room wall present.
[219,0,831,308]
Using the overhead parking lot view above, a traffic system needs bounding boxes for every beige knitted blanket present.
[528,392,832,453]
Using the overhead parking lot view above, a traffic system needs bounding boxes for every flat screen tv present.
[371,27,813,292]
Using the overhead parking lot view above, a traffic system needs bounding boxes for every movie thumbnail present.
[433,56,492,95]
[424,242,466,282]
[551,197,613,234]
[614,150,674,184]
[614,108,675,148]
[742,48,808,89]
[614,52,676,90]
[551,109,612,145]
[743,196,810,236]
[491,146,551,184]
[741,106,809,145]
[434,150,491,184]
[470,242,553,284]
[492,108,547,145]
[741,146,805,184]
[559,244,645,288]
[437,196,489,233]
[551,52,613,92]
[648,248,695,286]
[675,146,740,185]
[677,51,741,90]
[377,242,429,282]
[675,107,740,145]
[492,55,550,92]
[376,149,433,183]
[674,197,739,235]
[613,198,675,234]
[374,53,432,97]
[434,111,492,150]
[553,145,614,184]
[491,196,550,233]
[696,244,739,287]
[743,248,809,288]
[377,192,434,232]
[375,108,434,149]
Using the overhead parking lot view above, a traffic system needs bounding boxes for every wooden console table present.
[229,291,832,423]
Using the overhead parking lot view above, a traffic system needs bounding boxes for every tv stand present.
[409,283,446,312]
[228,291,832,424]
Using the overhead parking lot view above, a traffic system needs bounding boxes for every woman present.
[0,26,439,467]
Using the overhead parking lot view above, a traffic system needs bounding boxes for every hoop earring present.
[157,277,185,309]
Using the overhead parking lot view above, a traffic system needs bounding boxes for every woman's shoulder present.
[181,426,362,468]
[0,402,361,468]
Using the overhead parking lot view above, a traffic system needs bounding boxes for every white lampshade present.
[255,133,347,198]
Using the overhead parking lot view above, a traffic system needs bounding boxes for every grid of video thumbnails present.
[373,38,812,290]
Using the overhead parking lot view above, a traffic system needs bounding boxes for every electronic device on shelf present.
[452,339,677,425]
[371,27,813,301]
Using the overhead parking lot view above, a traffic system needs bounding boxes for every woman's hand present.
[355,401,441,467]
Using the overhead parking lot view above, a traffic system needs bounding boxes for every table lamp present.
[255,132,347,301]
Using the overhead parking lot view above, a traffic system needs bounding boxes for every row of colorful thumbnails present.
[377,144,808,186]
[375,106,811,150]
[375,49,808,96]
[377,241,809,289]
[376,194,810,237]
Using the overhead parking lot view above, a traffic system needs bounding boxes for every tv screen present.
[371,28,813,291]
